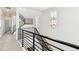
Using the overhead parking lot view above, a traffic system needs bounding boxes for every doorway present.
[5,20,11,33]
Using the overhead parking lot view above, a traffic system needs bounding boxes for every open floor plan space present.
[0,7,79,51]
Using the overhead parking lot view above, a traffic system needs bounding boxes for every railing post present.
[18,28,20,40]
[33,33,35,51]
[42,37,44,51]
[22,30,24,47]
[19,29,21,40]
[18,28,19,40]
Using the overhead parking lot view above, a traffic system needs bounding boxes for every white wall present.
[18,7,42,18]
[0,9,2,37]
[0,9,4,37]
[16,7,42,40]
[16,8,20,40]
[0,9,2,27]
[38,7,79,50]
[18,7,42,27]
[11,15,16,33]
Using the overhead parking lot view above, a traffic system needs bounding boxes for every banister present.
[19,28,79,50]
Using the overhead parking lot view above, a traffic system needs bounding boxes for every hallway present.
[0,32,23,51]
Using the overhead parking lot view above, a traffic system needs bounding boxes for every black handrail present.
[19,28,79,50]
[34,28,50,51]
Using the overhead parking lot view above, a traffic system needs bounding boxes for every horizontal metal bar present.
[24,36,43,50]
[23,40,32,47]
[24,35,33,40]
[24,34,42,43]
[24,41,38,51]
[24,32,33,37]
[19,28,79,50]
[24,37,42,50]
[45,42,64,51]
[24,38,33,46]
[35,41,52,51]
[24,36,51,51]
[24,38,40,51]
[21,34,63,50]
[23,42,33,51]
[24,37,51,51]
[24,36,41,46]
[35,39,64,51]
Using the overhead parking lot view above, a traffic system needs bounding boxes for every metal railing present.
[18,28,79,51]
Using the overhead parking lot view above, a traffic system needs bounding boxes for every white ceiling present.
[1,7,16,16]
[0,7,50,16]
[24,7,50,11]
